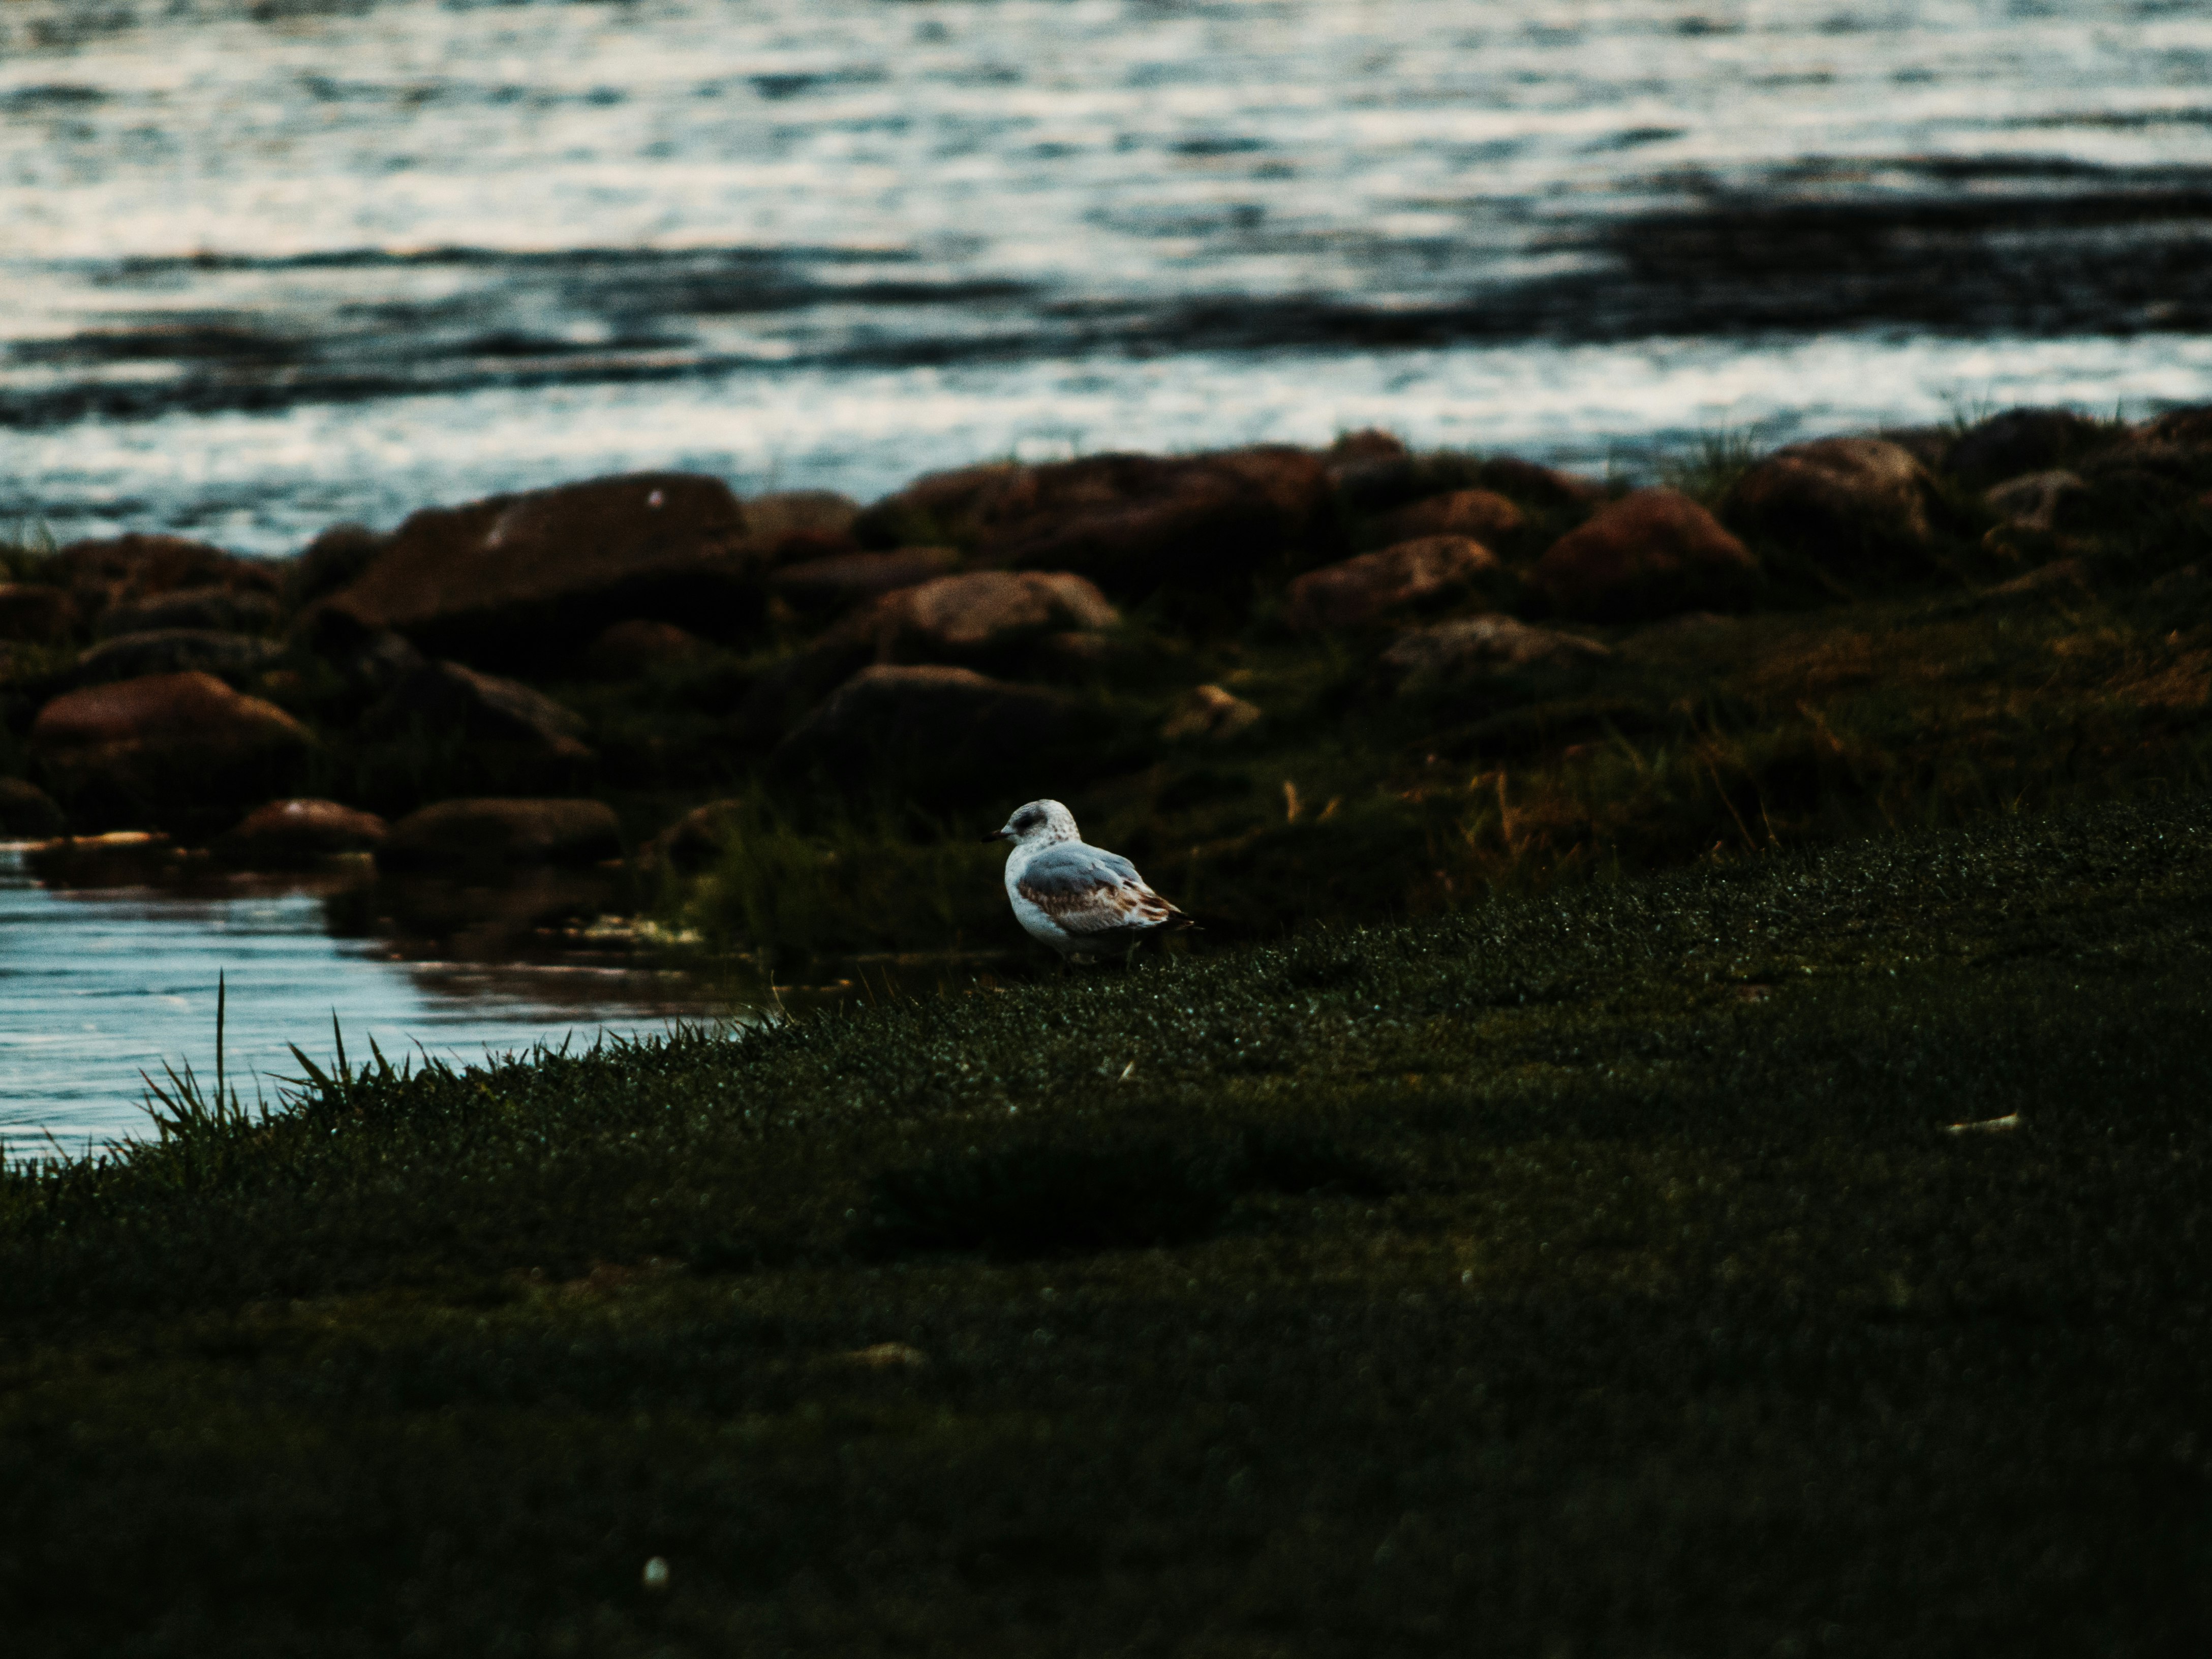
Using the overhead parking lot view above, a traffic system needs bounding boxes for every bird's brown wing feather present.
[1017,846,1185,936]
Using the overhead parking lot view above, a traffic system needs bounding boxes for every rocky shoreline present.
[3,404,2207,950]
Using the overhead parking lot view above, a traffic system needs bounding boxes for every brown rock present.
[742,572,1123,733]
[2147,562,2206,603]
[861,448,1335,599]
[1372,489,1526,548]
[1478,456,1611,508]
[1984,470,2090,535]
[579,620,712,679]
[774,664,1078,792]
[851,462,1023,548]
[294,608,428,702]
[318,472,755,669]
[96,585,282,639]
[379,798,622,872]
[1875,427,1956,472]
[1325,429,1409,467]
[1627,611,1731,646]
[0,777,66,839]
[360,660,593,761]
[2142,405,2212,450]
[1947,408,2104,487]
[0,583,78,643]
[1032,629,1140,677]
[1980,559,2094,606]
[1160,684,1262,743]
[1321,431,1414,500]
[286,524,388,611]
[30,671,314,830]
[991,447,1332,596]
[74,629,286,688]
[1382,616,1612,694]
[843,570,1119,661]
[1722,437,1938,567]
[1287,536,1499,631]
[640,798,745,875]
[743,489,862,561]
[213,798,388,866]
[1533,489,1758,621]
[48,533,277,626]
[841,1342,930,1370]
[768,547,963,611]
[2076,436,2212,500]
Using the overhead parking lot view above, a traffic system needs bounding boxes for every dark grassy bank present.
[3,788,2208,1655]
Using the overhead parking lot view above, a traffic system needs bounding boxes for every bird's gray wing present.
[1016,844,1178,936]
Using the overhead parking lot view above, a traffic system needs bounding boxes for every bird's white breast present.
[1004,841,1074,949]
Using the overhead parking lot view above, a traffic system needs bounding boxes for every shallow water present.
[0,846,738,1153]
[4,0,2210,550]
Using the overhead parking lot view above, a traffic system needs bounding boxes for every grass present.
[2,788,2208,1654]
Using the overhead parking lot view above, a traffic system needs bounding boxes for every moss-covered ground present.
[4,787,2208,1655]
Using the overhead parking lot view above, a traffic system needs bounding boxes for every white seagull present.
[985,799,1191,963]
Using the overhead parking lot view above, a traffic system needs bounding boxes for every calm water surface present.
[3,0,2210,550]
[0,846,738,1153]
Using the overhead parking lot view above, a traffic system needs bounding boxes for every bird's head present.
[984,800,1079,846]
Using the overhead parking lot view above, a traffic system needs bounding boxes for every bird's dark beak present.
[981,827,1010,843]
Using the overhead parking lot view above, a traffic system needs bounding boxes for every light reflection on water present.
[0,846,739,1153]
[3,0,2209,550]
[15,332,2212,560]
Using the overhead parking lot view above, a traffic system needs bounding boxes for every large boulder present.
[743,490,862,563]
[742,571,1120,737]
[316,472,757,669]
[1947,407,2105,487]
[768,547,963,612]
[1286,536,1498,631]
[1721,437,1939,568]
[96,585,281,639]
[1370,489,1525,549]
[578,619,712,679]
[360,660,593,761]
[0,584,79,644]
[1381,616,1612,696]
[774,664,1079,794]
[851,462,1021,548]
[379,798,623,872]
[285,524,388,611]
[842,570,1119,662]
[29,671,314,831]
[1479,456,1609,508]
[1329,450,1605,517]
[858,448,1335,601]
[1532,489,1758,621]
[73,629,285,688]
[1320,430,1411,501]
[0,777,66,839]
[1160,684,1262,744]
[213,798,388,867]
[2074,428,2212,505]
[47,533,278,629]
